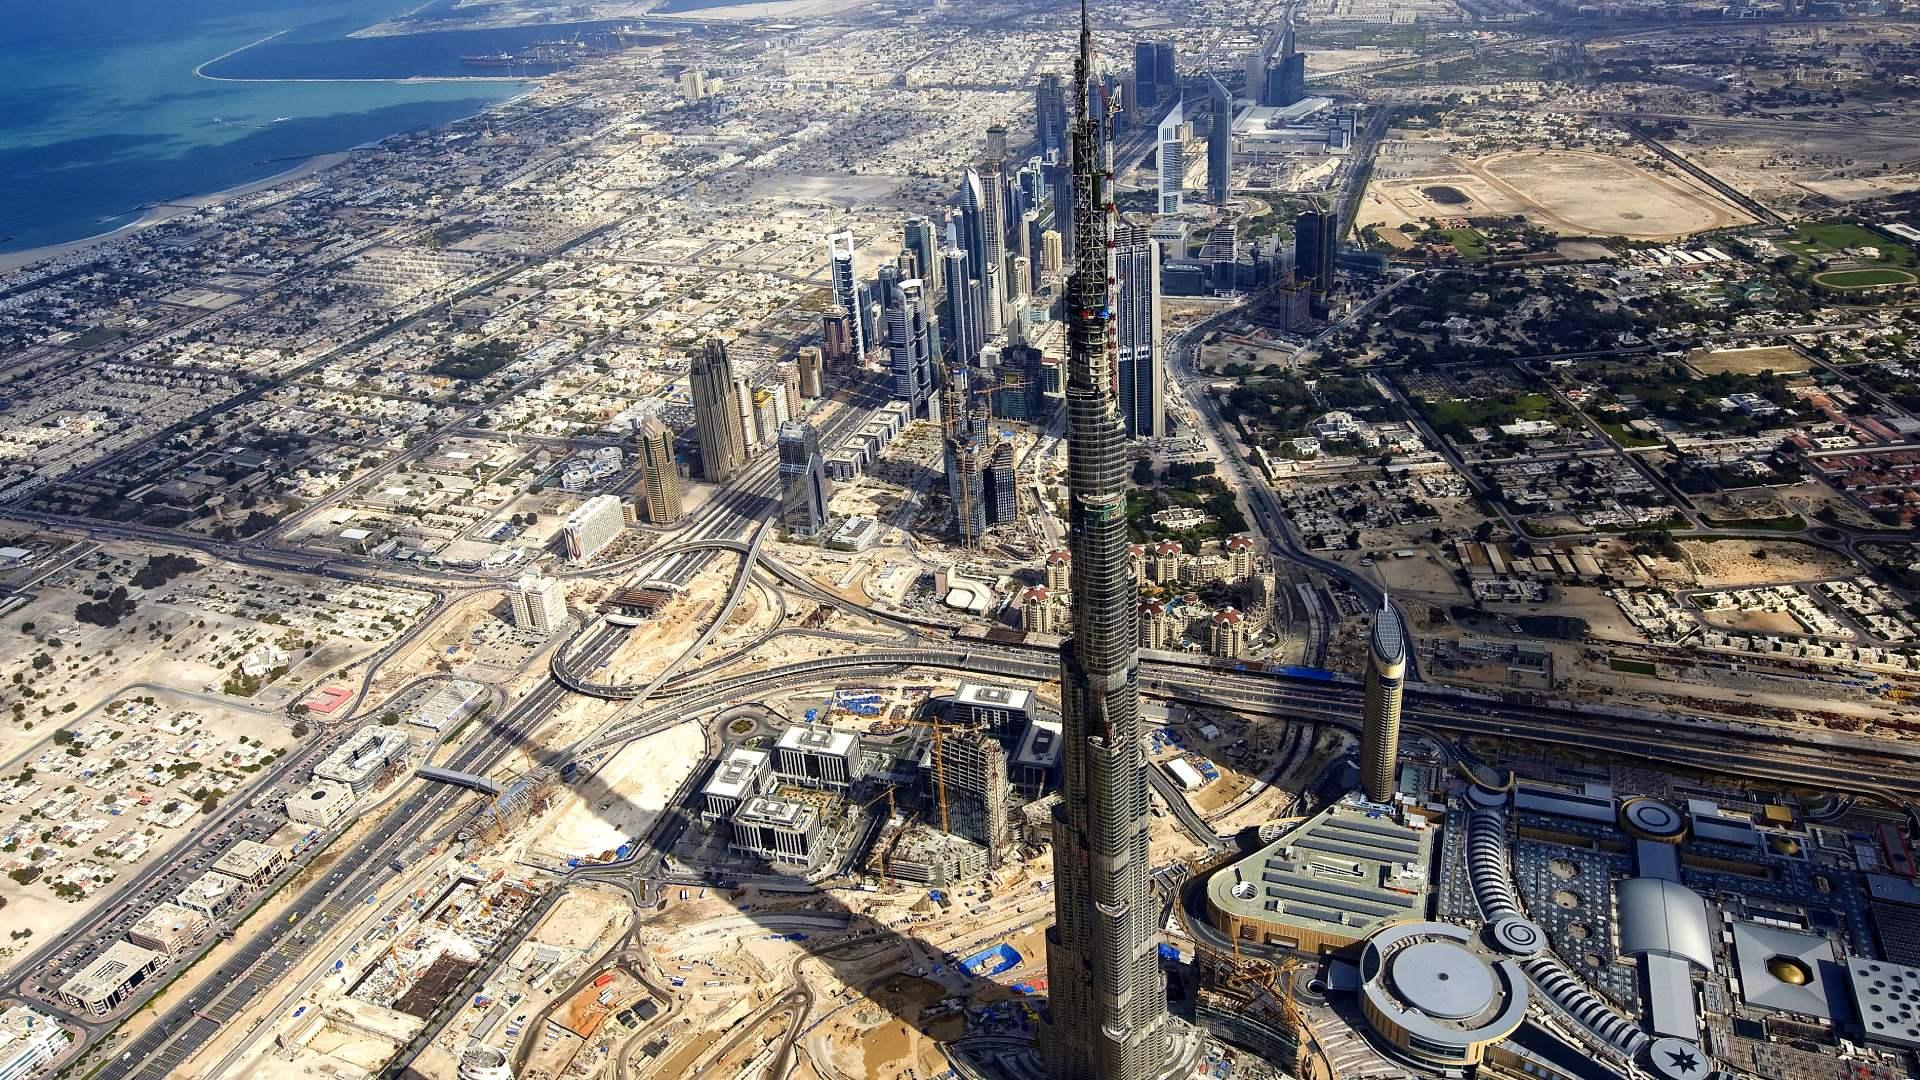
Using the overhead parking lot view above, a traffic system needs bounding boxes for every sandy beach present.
[0,151,355,275]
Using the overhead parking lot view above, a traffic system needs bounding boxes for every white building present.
[509,574,568,634]
[773,725,863,792]
[58,942,163,1017]
[176,871,243,921]
[405,680,487,732]
[701,748,773,825]
[127,903,210,959]
[0,1005,68,1080]
[286,780,354,828]
[211,839,284,887]
[1157,100,1186,214]
[314,727,411,796]
[561,494,624,564]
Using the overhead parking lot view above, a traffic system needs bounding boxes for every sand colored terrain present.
[525,720,704,865]
[1676,538,1854,588]
[1687,345,1810,376]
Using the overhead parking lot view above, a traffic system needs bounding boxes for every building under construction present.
[458,768,559,843]
[865,819,989,886]
[1193,947,1305,1074]
[934,727,1010,868]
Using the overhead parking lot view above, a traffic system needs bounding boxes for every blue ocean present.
[0,0,625,254]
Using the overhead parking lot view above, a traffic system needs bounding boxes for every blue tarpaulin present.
[961,943,1023,977]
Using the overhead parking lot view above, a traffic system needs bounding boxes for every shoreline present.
[0,152,355,275]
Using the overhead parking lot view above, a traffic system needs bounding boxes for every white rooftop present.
[775,725,857,758]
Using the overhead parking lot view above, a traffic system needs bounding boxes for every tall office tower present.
[981,262,1005,336]
[1015,208,1036,290]
[940,248,981,367]
[821,306,856,374]
[777,421,830,537]
[1041,229,1063,281]
[887,280,937,419]
[943,365,987,546]
[1133,41,1159,110]
[1043,153,1073,264]
[634,414,681,525]
[903,216,941,296]
[690,338,745,483]
[1294,208,1338,307]
[1205,74,1233,205]
[1036,73,1070,158]
[777,364,801,417]
[1156,99,1184,215]
[826,230,865,363]
[1044,8,1203,1079]
[796,346,824,399]
[1114,223,1164,440]
[509,574,568,634]
[959,168,988,296]
[732,373,761,450]
[1361,598,1406,803]
[977,128,1011,306]
[1154,42,1176,103]
[985,438,1018,525]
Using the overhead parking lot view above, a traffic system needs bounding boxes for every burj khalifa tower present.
[1042,5,1205,1079]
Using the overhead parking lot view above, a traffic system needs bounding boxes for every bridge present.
[413,766,504,796]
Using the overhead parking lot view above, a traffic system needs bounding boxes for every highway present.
[100,629,628,1080]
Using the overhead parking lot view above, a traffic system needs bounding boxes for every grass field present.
[1814,267,1917,290]
[1609,657,1657,676]
[1425,393,1559,432]
[1687,345,1810,376]
[1600,421,1662,448]
[1441,227,1489,262]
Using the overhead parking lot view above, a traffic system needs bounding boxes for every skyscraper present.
[778,421,830,537]
[509,574,568,635]
[634,414,681,525]
[1294,207,1338,309]
[796,346,824,399]
[1114,222,1164,440]
[886,279,937,419]
[1205,74,1233,205]
[978,127,1010,316]
[1156,99,1184,215]
[985,438,1018,526]
[690,338,745,483]
[1133,41,1159,110]
[1036,73,1069,158]
[940,248,981,367]
[1045,7,1203,1079]
[903,217,944,363]
[1361,598,1406,803]
[821,306,856,374]
[943,365,986,546]
[827,230,865,363]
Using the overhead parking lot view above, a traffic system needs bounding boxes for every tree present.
[199,796,219,815]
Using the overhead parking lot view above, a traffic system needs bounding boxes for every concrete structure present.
[0,1005,68,1080]
[690,337,746,483]
[935,727,1010,868]
[404,679,486,732]
[796,345,824,399]
[952,681,1035,740]
[821,306,857,372]
[773,725,863,792]
[286,779,355,828]
[1044,8,1204,1077]
[1361,599,1406,803]
[1355,922,1528,1071]
[177,871,243,921]
[211,839,285,886]
[1157,99,1185,215]
[635,414,681,525]
[315,727,411,796]
[509,573,567,634]
[701,747,773,825]
[58,941,164,1017]
[777,421,830,538]
[561,494,623,564]
[1114,222,1163,441]
[728,795,824,870]
[1209,606,1248,659]
[127,902,210,959]
[1205,799,1433,952]
[1012,716,1061,797]
[1845,957,1920,1051]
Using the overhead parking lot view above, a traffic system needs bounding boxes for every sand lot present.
[1687,345,1810,376]
[1676,539,1854,588]
[527,721,704,864]
[1362,147,1748,241]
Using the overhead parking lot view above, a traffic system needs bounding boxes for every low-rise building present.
[314,727,411,796]
[728,795,824,869]
[0,1005,68,1080]
[127,902,210,959]
[57,942,164,1017]
[404,680,487,732]
[701,748,773,825]
[950,682,1033,740]
[773,725,863,792]
[176,871,243,921]
[211,839,284,887]
[286,780,355,828]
